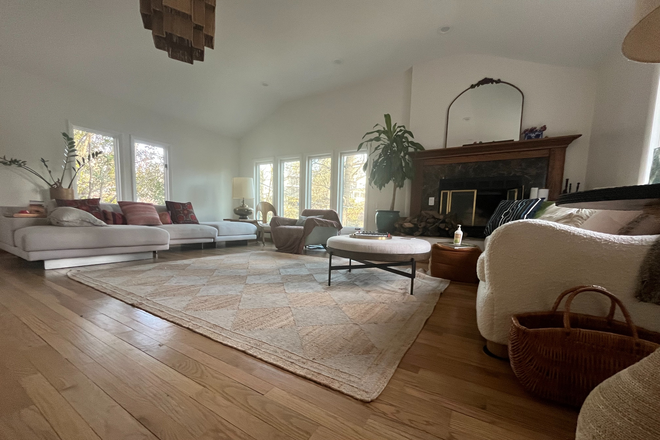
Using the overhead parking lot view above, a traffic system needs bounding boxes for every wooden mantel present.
[409,134,582,215]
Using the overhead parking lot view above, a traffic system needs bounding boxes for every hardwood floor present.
[0,243,578,440]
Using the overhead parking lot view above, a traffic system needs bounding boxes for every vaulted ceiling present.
[0,0,634,138]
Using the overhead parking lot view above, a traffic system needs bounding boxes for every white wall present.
[239,70,413,231]
[585,51,659,189]
[0,65,239,221]
[240,53,599,228]
[411,54,598,187]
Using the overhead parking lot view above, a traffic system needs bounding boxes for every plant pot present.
[49,186,74,200]
[375,210,400,233]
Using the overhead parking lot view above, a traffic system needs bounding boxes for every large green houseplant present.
[358,114,425,232]
[0,132,101,200]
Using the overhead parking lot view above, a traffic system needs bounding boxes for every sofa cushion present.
[56,198,103,220]
[159,212,172,224]
[484,199,543,236]
[14,225,168,252]
[102,209,128,225]
[165,201,199,224]
[201,221,257,236]
[536,204,596,228]
[49,207,107,227]
[119,201,162,226]
[155,224,217,240]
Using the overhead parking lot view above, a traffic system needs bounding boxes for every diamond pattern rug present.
[68,251,449,401]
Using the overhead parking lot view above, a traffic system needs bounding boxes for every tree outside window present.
[281,160,300,219]
[258,163,274,204]
[74,129,118,203]
[340,153,367,228]
[650,147,660,184]
[308,156,332,210]
[134,142,167,205]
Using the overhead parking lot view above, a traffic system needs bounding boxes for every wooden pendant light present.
[139,0,215,64]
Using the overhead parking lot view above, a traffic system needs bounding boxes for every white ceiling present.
[0,0,634,139]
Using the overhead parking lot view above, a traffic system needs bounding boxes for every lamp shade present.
[623,0,660,62]
[232,177,255,200]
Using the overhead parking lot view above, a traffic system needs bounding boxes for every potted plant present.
[0,132,101,200]
[358,114,425,233]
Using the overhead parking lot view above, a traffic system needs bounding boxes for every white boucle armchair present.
[476,219,660,353]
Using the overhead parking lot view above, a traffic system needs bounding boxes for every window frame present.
[278,156,302,219]
[254,159,275,207]
[337,150,368,229]
[70,123,123,202]
[130,136,171,204]
[305,153,333,211]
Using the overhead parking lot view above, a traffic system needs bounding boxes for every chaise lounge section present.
[0,204,258,269]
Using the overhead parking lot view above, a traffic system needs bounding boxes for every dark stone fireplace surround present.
[409,135,582,236]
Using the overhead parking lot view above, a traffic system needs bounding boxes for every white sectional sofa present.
[0,204,257,269]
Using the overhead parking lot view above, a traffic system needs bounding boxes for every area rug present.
[68,251,449,401]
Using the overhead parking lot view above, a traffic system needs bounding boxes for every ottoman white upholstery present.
[326,236,431,260]
[326,236,431,294]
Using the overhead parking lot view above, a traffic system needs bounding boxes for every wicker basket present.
[509,285,660,407]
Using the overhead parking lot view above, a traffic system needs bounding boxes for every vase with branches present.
[0,132,102,200]
[358,114,425,232]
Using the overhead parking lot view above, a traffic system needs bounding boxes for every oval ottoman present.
[326,236,431,295]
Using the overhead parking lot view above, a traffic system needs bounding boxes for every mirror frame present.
[444,77,525,148]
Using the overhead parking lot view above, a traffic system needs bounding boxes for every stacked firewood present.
[394,211,460,237]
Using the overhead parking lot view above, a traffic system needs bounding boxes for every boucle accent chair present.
[476,220,660,352]
[270,209,342,254]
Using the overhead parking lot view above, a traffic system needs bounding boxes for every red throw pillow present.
[102,209,127,225]
[118,201,162,226]
[159,211,172,225]
[56,198,103,220]
[165,201,199,224]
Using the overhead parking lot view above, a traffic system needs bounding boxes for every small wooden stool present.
[430,243,482,283]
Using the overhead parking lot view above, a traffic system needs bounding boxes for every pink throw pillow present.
[118,201,162,226]
[159,211,172,225]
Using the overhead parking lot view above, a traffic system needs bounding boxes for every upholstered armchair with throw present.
[270,209,342,254]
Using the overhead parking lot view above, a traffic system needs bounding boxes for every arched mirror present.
[445,78,524,148]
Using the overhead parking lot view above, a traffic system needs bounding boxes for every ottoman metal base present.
[326,247,430,295]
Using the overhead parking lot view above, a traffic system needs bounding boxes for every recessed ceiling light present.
[333,59,343,65]
[438,26,451,34]
[261,82,269,87]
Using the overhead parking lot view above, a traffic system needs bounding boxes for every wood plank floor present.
[0,243,578,440]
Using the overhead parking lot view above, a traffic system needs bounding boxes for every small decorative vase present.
[49,186,74,200]
[375,210,400,233]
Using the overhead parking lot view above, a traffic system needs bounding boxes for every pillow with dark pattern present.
[484,199,543,237]
[56,198,103,220]
[102,210,127,225]
[165,201,199,224]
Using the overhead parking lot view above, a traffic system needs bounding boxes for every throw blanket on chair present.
[270,209,342,254]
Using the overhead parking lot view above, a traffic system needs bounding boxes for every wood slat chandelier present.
[139,0,215,64]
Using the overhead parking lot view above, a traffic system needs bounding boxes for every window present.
[339,152,367,228]
[255,162,274,205]
[73,127,120,203]
[280,159,300,219]
[651,149,660,184]
[307,155,332,210]
[133,140,169,205]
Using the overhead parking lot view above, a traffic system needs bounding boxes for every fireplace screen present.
[440,190,477,226]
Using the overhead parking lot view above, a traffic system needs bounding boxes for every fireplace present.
[409,135,582,238]
[438,176,524,236]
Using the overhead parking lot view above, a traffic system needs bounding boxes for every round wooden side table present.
[430,243,482,283]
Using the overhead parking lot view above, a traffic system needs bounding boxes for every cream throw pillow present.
[580,210,642,234]
[49,207,107,227]
[536,204,596,228]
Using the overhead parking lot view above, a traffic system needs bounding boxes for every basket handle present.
[554,285,639,340]
[552,285,617,320]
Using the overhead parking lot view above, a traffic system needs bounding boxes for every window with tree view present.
[650,145,660,184]
[308,156,332,209]
[74,128,119,203]
[134,141,168,205]
[281,159,300,219]
[340,152,367,228]
[257,162,274,204]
